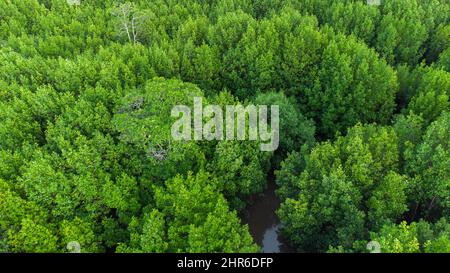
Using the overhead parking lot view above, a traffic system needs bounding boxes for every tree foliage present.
[0,0,448,253]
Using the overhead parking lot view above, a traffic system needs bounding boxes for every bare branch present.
[111,2,145,44]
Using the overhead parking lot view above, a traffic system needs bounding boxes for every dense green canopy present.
[0,0,448,253]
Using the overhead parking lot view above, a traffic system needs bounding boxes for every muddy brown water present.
[241,174,296,253]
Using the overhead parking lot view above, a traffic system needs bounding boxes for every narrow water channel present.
[241,172,296,253]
